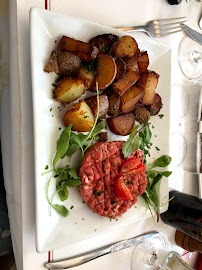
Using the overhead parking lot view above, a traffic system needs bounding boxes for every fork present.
[115,17,187,37]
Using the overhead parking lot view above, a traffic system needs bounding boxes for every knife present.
[45,231,159,269]
[184,25,202,45]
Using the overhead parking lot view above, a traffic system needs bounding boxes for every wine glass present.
[178,36,202,81]
[131,234,194,270]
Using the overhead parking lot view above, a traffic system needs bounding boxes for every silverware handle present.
[184,25,202,45]
[115,25,145,32]
[45,245,112,269]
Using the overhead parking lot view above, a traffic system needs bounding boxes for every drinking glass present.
[178,36,202,81]
[131,234,194,270]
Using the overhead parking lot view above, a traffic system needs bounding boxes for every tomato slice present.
[120,158,141,174]
[113,175,133,201]
[134,163,146,174]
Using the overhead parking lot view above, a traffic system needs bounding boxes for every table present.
[0,0,201,269]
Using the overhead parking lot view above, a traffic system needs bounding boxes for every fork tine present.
[154,17,186,25]
[156,20,187,29]
[156,25,185,35]
[155,28,184,37]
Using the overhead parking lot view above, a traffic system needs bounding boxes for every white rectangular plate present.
[30,8,171,253]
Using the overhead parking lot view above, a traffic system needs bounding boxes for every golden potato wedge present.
[145,93,163,115]
[107,113,135,136]
[88,34,119,54]
[115,36,139,58]
[63,100,94,131]
[124,57,139,73]
[85,94,109,119]
[115,58,126,80]
[137,71,159,105]
[58,36,92,54]
[120,85,144,113]
[77,66,95,90]
[54,77,85,103]
[137,52,149,74]
[104,88,121,116]
[58,36,99,62]
[112,70,139,96]
[94,54,117,90]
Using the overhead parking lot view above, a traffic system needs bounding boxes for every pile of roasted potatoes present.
[44,34,163,136]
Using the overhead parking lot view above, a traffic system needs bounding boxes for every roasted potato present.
[72,50,99,62]
[94,54,117,90]
[120,85,144,113]
[77,66,95,90]
[104,88,121,116]
[58,36,92,53]
[115,36,139,58]
[54,77,85,103]
[88,34,119,54]
[137,71,159,105]
[107,113,135,136]
[44,51,81,75]
[112,70,139,96]
[109,41,118,57]
[145,93,163,115]
[85,94,109,119]
[124,57,139,73]
[97,132,108,142]
[63,100,94,131]
[137,52,149,74]
[58,36,99,62]
[115,58,126,80]
[134,104,150,124]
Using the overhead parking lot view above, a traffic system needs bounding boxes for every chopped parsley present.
[155,146,160,151]
[97,190,104,196]
[45,165,49,170]
[158,114,164,119]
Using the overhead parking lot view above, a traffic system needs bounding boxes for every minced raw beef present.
[79,141,147,219]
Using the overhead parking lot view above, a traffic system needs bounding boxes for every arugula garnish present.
[142,155,172,223]
[122,121,172,222]
[53,124,72,169]
[45,83,107,217]
[122,123,150,158]
[139,120,152,162]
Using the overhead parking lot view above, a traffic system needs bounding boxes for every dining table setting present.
[0,0,202,269]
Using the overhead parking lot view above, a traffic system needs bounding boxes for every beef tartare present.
[79,141,147,218]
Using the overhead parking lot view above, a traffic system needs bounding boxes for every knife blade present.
[184,25,202,45]
[45,231,159,269]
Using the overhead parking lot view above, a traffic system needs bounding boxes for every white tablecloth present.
[1,0,202,269]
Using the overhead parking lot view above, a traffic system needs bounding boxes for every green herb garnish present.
[122,122,151,158]
[142,155,172,223]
